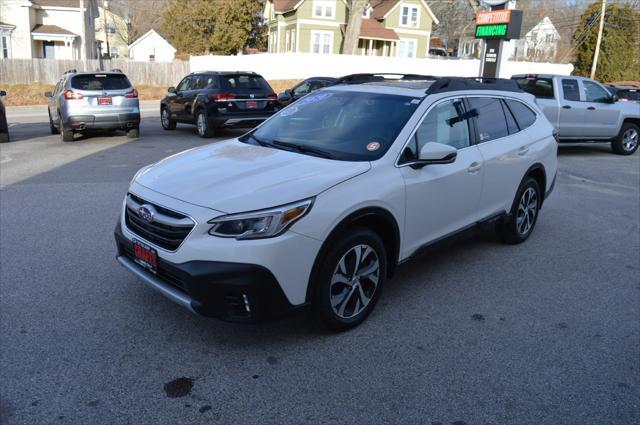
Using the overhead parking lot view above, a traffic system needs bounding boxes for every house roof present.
[128,29,176,52]
[0,21,16,28]
[272,0,303,13]
[370,0,439,25]
[341,18,399,41]
[31,24,77,36]
[32,0,81,8]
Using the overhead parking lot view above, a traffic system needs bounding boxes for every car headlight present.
[207,198,314,240]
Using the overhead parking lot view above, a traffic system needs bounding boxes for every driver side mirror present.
[608,94,618,103]
[411,142,457,169]
[277,89,292,103]
[167,86,176,94]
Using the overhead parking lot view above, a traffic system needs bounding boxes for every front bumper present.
[66,113,140,131]
[114,223,295,322]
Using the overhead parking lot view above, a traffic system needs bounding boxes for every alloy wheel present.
[622,128,639,152]
[330,244,380,319]
[161,109,170,128]
[197,113,206,136]
[516,187,538,236]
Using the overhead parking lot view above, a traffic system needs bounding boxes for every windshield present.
[243,90,420,161]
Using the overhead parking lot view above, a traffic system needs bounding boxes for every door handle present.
[587,106,596,110]
[518,146,530,156]
[562,105,571,109]
[467,162,482,173]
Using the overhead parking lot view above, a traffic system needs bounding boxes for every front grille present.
[124,193,195,251]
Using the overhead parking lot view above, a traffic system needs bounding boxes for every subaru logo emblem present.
[250,94,255,99]
[138,204,155,223]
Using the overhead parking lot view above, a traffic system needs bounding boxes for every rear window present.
[221,74,271,91]
[71,74,131,90]
[504,99,537,130]
[616,89,639,101]
[514,77,554,99]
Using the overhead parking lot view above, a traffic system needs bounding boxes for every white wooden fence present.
[0,59,189,86]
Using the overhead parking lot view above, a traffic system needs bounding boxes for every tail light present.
[125,89,138,98]
[63,90,83,100]
[211,93,236,101]
[267,92,277,100]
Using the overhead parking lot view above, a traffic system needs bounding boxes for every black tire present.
[497,177,542,244]
[196,110,215,138]
[611,122,639,155]
[312,227,387,331]
[160,107,176,130]
[59,116,74,142]
[49,111,59,134]
[0,132,9,143]
[126,126,140,138]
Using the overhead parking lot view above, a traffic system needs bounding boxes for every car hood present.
[135,139,371,213]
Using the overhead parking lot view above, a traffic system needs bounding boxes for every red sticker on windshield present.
[366,141,381,152]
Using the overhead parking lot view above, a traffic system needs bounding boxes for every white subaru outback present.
[115,75,558,330]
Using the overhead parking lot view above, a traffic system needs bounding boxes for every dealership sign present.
[474,9,523,40]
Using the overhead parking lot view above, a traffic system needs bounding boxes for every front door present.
[399,98,484,256]
[169,76,193,120]
[581,79,621,138]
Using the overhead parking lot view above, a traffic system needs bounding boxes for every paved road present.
[1,107,639,425]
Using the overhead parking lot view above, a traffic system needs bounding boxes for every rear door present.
[557,78,584,138]
[581,79,621,138]
[220,74,276,114]
[470,96,534,218]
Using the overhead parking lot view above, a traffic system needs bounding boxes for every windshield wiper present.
[271,140,336,159]
[243,133,270,147]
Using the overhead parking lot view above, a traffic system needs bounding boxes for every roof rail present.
[64,69,77,75]
[336,73,439,85]
[426,77,522,94]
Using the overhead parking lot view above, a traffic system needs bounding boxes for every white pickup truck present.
[512,74,640,155]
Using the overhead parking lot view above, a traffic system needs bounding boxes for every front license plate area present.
[132,239,157,274]
[98,97,112,105]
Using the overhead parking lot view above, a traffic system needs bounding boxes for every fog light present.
[242,294,251,313]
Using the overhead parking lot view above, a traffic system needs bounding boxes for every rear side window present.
[514,77,554,99]
[468,97,508,143]
[192,75,218,90]
[504,99,537,130]
[501,100,519,134]
[562,79,580,101]
[221,75,270,91]
[70,74,131,90]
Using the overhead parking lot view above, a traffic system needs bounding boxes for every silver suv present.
[45,70,140,142]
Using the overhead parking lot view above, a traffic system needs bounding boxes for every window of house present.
[311,31,332,54]
[291,29,296,52]
[110,46,119,58]
[583,80,610,103]
[313,0,335,18]
[1,35,10,58]
[362,6,371,18]
[562,79,580,101]
[468,97,509,143]
[397,39,416,58]
[400,4,419,27]
[285,30,290,52]
[106,24,116,34]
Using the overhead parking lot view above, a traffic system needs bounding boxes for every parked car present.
[160,71,278,138]
[606,84,640,103]
[277,77,338,106]
[45,69,140,142]
[428,47,449,57]
[115,75,557,330]
[512,74,640,155]
[0,90,8,143]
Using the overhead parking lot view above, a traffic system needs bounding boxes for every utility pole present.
[590,0,606,79]
[103,0,111,58]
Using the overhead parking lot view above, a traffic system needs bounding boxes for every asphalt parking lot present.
[1,104,639,425]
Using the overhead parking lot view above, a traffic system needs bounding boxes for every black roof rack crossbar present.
[425,77,522,94]
[336,73,439,85]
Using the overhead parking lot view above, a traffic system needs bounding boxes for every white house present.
[128,29,176,62]
[0,0,98,59]
[508,16,560,62]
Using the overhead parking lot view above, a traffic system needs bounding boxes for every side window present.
[400,99,470,162]
[176,76,192,91]
[583,80,610,103]
[514,77,554,99]
[293,81,311,96]
[504,99,537,130]
[54,80,62,95]
[203,75,218,89]
[468,97,509,143]
[501,100,519,134]
[562,79,580,101]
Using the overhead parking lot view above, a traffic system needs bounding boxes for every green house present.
[264,0,439,58]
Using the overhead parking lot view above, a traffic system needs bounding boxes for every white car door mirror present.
[413,142,457,168]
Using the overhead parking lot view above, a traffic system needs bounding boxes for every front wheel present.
[196,111,215,138]
[611,123,639,155]
[313,228,387,331]
[497,177,541,244]
[160,107,176,130]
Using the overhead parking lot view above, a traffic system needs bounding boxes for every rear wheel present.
[160,107,176,130]
[59,116,74,142]
[497,177,541,244]
[49,111,59,134]
[313,227,386,331]
[126,126,140,138]
[196,110,215,138]
[611,123,639,155]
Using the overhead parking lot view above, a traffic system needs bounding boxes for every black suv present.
[160,71,278,137]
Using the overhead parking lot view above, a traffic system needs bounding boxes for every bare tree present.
[342,0,367,54]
